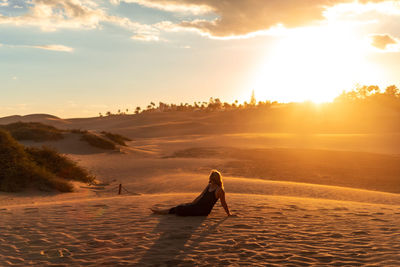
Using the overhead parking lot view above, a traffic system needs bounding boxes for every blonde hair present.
[209,170,223,189]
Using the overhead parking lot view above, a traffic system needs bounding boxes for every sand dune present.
[1,188,400,266]
[2,113,400,154]
[1,113,400,266]
[0,114,66,126]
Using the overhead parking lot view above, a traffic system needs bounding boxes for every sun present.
[250,23,382,103]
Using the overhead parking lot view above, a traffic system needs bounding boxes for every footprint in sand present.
[0,209,12,215]
[333,207,349,211]
[329,233,343,238]
[314,254,334,263]
[371,218,387,222]
[229,224,254,229]
[24,207,39,214]
[91,204,109,208]
[285,204,304,211]
[355,213,370,217]
[269,211,283,215]
[352,230,369,235]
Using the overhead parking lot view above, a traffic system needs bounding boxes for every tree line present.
[99,85,400,117]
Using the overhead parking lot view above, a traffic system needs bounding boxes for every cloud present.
[132,0,335,37]
[0,0,105,31]
[33,44,74,52]
[370,33,400,51]
[0,0,8,7]
[131,34,159,41]
[1,42,74,52]
[0,0,160,40]
[2,0,399,41]
[134,0,399,38]
[121,0,212,14]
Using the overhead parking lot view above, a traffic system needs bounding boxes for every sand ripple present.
[1,194,400,266]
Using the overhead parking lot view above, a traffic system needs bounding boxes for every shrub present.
[80,132,116,150]
[0,122,64,142]
[70,129,88,134]
[101,131,131,146]
[26,146,95,184]
[0,129,73,192]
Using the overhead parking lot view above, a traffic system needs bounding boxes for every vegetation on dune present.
[97,85,400,136]
[335,84,400,103]
[80,132,116,150]
[0,129,94,193]
[0,129,74,192]
[0,122,64,142]
[101,131,131,146]
[70,129,131,149]
[26,146,95,184]
[101,85,400,116]
[0,123,130,151]
[70,129,88,134]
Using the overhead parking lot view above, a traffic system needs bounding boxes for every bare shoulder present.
[215,186,225,197]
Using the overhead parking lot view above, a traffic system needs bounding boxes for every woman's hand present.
[217,189,232,216]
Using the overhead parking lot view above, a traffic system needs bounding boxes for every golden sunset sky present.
[1,0,400,117]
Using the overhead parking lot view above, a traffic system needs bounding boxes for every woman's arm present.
[217,189,231,216]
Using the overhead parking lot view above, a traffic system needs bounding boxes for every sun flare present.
[250,24,382,103]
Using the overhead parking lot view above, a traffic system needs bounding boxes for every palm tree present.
[385,85,399,97]
[250,90,256,106]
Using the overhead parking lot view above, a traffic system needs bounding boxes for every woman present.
[151,170,231,216]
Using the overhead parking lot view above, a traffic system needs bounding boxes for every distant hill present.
[0,114,61,123]
[2,101,400,139]
[1,99,400,155]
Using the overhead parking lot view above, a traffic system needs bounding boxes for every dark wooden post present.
[118,184,122,195]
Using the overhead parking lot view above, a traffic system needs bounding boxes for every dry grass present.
[0,123,128,151]
[0,122,64,142]
[80,132,116,150]
[26,146,95,184]
[0,129,94,192]
[101,131,131,146]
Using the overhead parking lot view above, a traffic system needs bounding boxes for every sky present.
[1,0,400,118]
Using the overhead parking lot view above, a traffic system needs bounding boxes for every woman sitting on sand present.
[151,170,231,216]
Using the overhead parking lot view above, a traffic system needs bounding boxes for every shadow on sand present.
[136,214,228,265]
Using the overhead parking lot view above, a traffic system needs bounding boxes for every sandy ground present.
[1,114,400,266]
[1,190,400,266]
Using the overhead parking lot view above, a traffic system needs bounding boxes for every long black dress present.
[169,185,218,216]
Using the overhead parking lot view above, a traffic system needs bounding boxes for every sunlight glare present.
[250,24,382,103]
